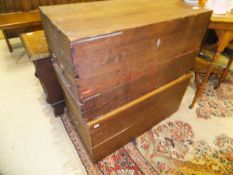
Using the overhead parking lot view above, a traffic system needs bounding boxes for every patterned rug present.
[60,74,233,175]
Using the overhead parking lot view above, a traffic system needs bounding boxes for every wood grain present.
[40,0,211,42]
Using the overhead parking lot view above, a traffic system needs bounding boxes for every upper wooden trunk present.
[40,0,211,121]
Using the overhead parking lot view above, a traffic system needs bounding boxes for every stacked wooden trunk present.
[40,0,211,162]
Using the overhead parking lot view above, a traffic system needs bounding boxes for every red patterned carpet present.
[61,74,233,175]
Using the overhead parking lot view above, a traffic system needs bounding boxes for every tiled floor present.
[0,39,86,175]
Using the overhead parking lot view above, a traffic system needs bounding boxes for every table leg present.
[215,55,233,89]
[3,30,13,53]
[190,31,227,108]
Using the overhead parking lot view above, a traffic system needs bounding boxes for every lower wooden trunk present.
[55,66,192,162]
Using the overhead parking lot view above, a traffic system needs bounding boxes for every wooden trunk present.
[40,0,211,162]
[40,0,211,121]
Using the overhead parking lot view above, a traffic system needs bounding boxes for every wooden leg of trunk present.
[3,31,13,53]
[215,55,233,89]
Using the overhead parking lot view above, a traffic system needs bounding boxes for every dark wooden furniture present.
[191,12,233,108]
[41,0,211,162]
[20,30,65,116]
[0,0,103,52]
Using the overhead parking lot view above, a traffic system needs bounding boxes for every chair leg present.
[189,55,219,109]
[3,30,13,53]
[190,30,227,109]
[194,72,201,87]
[215,55,233,89]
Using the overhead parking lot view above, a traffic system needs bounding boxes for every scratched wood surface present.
[40,0,211,42]
[41,0,211,121]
